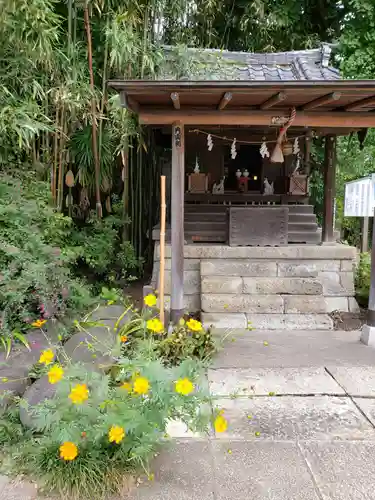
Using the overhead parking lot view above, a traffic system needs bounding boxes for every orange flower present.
[39,349,54,366]
[69,383,89,404]
[120,335,128,343]
[60,442,78,461]
[32,319,47,328]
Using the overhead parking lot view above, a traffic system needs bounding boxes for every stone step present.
[185,204,227,213]
[287,204,314,214]
[185,221,227,231]
[288,213,317,223]
[288,231,321,244]
[288,222,318,232]
[201,312,333,330]
[185,212,227,222]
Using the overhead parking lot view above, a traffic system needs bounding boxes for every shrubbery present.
[0,169,141,352]
[355,252,370,307]
[0,297,222,499]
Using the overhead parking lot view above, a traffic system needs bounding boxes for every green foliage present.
[155,321,216,367]
[8,341,213,498]
[0,170,94,349]
[340,0,375,79]
[355,252,370,308]
[109,300,217,366]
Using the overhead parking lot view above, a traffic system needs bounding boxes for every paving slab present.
[208,367,345,396]
[131,441,215,500]
[0,477,37,500]
[353,398,375,426]
[214,396,375,440]
[211,440,320,500]
[212,329,375,369]
[327,366,375,397]
[300,441,375,500]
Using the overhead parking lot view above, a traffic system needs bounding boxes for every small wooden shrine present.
[110,44,375,320]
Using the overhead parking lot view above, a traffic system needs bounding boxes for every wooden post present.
[367,208,375,327]
[171,122,185,323]
[361,217,369,253]
[159,176,166,325]
[322,135,337,243]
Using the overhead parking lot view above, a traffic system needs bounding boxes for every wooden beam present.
[119,91,140,113]
[301,92,341,111]
[304,130,313,176]
[139,109,375,128]
[259,91,286,110]
[218,92,232,110]
[170,92,180,110]
[170,121,185,323]
[344,95,375,111]
[322,135,337,243]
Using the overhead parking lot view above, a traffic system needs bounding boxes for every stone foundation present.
[148,244,358,329]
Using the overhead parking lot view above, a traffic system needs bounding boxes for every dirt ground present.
[330,309,367,331]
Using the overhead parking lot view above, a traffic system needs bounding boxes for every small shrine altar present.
[185,126,309,204]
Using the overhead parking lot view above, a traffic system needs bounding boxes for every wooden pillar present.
[322,135,337,243]
[171,122,185,322]
[367,209,375,327]
[304,130,313,176]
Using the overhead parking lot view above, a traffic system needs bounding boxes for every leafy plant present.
[0,170,94,351]
[355,252,370,308]
[6,339,217,499]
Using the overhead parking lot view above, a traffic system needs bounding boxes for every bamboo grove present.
[0,0,373,263]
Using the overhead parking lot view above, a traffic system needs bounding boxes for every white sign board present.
[344,174,375,217]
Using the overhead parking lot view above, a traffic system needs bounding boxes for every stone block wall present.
[148,244,358,329]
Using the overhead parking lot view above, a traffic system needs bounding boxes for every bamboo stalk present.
[99,18,109,163]
[52,106,59,204]
[57,105,66,211]
[84,4,102,218]
[121,141,129,241]
[159,175,166,325]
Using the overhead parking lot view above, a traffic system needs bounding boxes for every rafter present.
[259,92,286,110]
[119,91,139,113]
[344,95,375,111]
[218,92,233,110]
[170,92,180,109]
[301,92,341,110]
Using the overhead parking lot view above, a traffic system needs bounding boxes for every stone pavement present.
[2,329,375,499]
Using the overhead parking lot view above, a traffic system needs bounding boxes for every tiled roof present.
[162,44,340,81]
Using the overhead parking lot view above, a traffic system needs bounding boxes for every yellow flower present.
[121,381,132,392]
[108,425,125,444]
[69,383,89,404]
[120,335,128,343]
[39,349,54,366]
[133,376,150,395]
[32,319,47,328]
[186,318,202,332]
[214,414,228,433]
[175,378,194,396]
[48,364,64,384]
[60,442,78,461]
[2,377,8,382]
[144,294,157,307]
[146,318,164,333]
[263,341,269,346]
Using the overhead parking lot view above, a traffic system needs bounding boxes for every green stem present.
[99,17,109,164]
